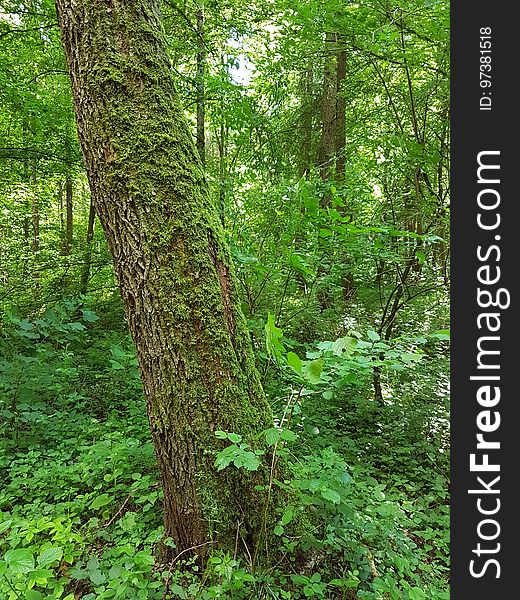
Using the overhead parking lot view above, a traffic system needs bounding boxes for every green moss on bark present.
[56,0,278,560]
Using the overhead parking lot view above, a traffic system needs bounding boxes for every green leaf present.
[303,359,324,383]
[38,546,63,567]
[331,336,358,357]
[170,584,187,598]
[281,506,295,525]
[238,452,260,471]
[25,590,43,600]
[81,309,99,322]
[29,568,53,580]
[89,569,106,585]
[4,548,34,574]
[87,557,100,571]
[289,253,312,275]
[319,228,332,237]
[280,429,297,442]
[274,524,284,536]
[91,494,112,510]
[286,351,302,374]
[431,330,450,340]
[321,489,341,504]
[265,312,285,360]
[367,330,380,342]
[265,428,281,445]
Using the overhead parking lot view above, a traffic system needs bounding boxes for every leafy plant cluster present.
[0,301,448,598]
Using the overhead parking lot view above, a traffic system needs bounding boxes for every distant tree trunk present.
[196,7,205,166]
[56,0,275,560]
[64,134,74,254]
[298,67,314,177]
[65,175,73,253]
[317,34,347,183]
[22,125,32,250]
[30,160,39,253]
[57,181,66,253]
[334,49,347,179]
[317,37,352,307]
[317,33,337,184]
[79,198,96,295]
[337,48,354,302]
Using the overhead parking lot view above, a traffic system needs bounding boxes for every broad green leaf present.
[415,250,426,264]
[237,452,260,471]
[367,330,380,342]
[89,568,106,585]
[265,312,285,360]
[265,427,281,445]
[331,336,358,357]
[38,546,63,567]
[280,429,297,442]
[303,359,324,383]
[170,584,187,598]
[4,548,34,573]
[286,351,303,374]
[281,506,295,525]
[321,489,341,504]
[91,494,112,510]
[81,309,99,322]
[409,587,427,600]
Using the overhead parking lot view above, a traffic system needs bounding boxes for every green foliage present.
[1,0,449,596]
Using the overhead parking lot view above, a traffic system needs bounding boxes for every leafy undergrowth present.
[0,302,449,599]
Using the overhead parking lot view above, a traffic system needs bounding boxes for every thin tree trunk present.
[56,0,275,560]
[334,49,347,179]
[30,160,39,253]
[57,181,66,253]
[64,134,74,254]
[65,174,73,253]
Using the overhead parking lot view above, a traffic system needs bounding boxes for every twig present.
[104,494,132,528]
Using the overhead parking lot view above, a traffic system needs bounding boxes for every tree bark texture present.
[55,0,274,558]
[317,33,347,183]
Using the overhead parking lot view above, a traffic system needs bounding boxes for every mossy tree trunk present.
[55,0,275,559]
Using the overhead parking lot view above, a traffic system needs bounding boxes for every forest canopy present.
[0,0,450,598]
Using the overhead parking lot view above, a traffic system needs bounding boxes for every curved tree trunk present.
[55,0,274,559]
